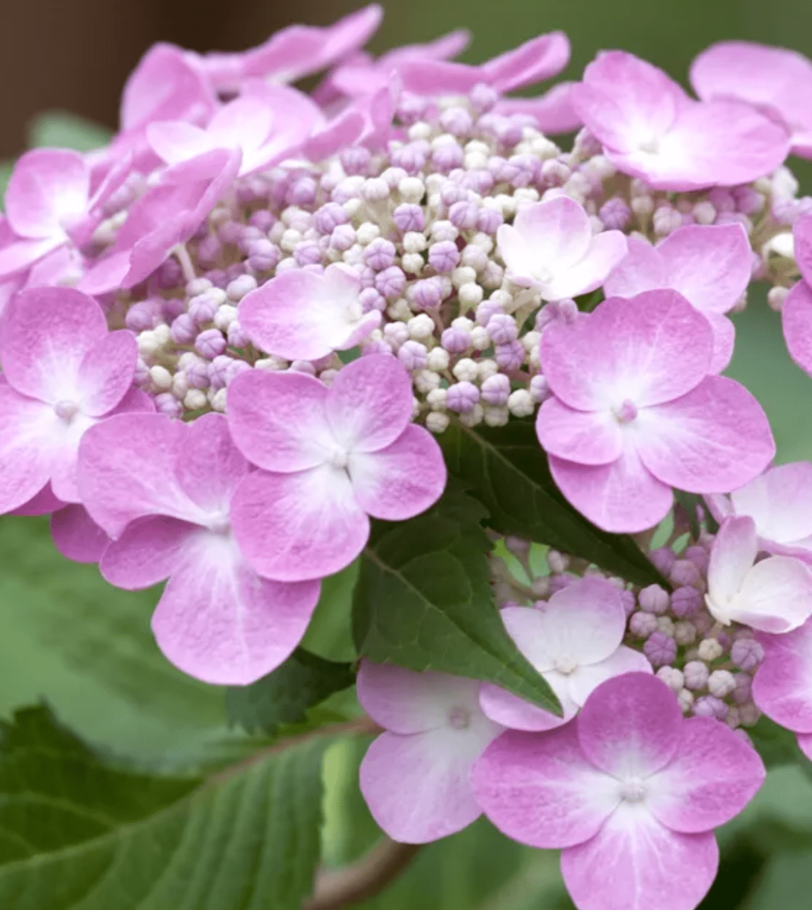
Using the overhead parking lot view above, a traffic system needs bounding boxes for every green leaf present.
[301,560,360,662]
[749,716,810,768]
[440,419,666,588]
[0,704,329,909]
[27,111,113,152]
[353,483,562,715]
[225,648,355,736]
[740,850,812,910]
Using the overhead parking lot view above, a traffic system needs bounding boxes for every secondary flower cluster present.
[3,8,812,909]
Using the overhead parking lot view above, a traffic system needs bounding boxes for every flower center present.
[637,136,660,155]
[54,400,80,422]
[554,656,578,675]
[328,445,349,469]
[613,398,638,424]
[619,778,648,803]
[535,266,554,284]
[207,512,231,535]
[447,706,471,730]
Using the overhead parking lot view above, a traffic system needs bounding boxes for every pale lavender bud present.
[360,287,386,313]
[398,340,428,371]
[362,339,393,356]
[475,298,503,326]
[671,585,702,618]
[397,94,429,124]
[487,313,518,345]
[384,323,410,349]
[381,167,408,190]
[442,182,469,210]
[495,341,524,371]
[363,177,390,203]
[480,373,511,406]
[461,170,494,195]
[447,381,480,413]
[340,146,372,175]
[547,574,574,594]
[441,326,471,353]
[393,204,425,233]
[653,205,682,236]
[693,696,729,721]
[657,666,685,693]
[638,584,670,615]
[620,589,636,617]
[733,186,763,215]
[477,208,503,234]
[440,106,474,136]
[505,535,530,555]
[170,314,197,345]
[599,198,631,230]
[629,611,658,638]
[155,257,183,289]
[471,82,498,113]
[188,294,220,325]
[247,239,281,272]
[684,661,710,690]
[288,177,317,207]
[573,129,602,158]
[432,142,464,173]
[227,321,250,348]
[391,142,428,174]
[429,239,462,274]
[355,263,376,289]
[708,187,736,214]
[208,355,232,389]
[649,547,676,575]
[449,201,480,231]
[225,360,251,385]
[330,224,357,251]
[685,545,709,573]
[196,235,222,267]
[364,238,397,271]
[196,329,226,360]
[289,360,317,375]
[540,159,571,187]
[315,203,349,234]
[644,632,677,667]
[126,299,163,332]
[733,674,753,705]
[186,359,210,389]
[529,374,550,403]
[375,266,407,299]
[670,559,702,588]
[731,638,764,671]
[506,155,540,188]
[294,241,322,266]
[155,392,183,418]
[411,277,444,309]
[249,210,274,232]
[134,357,149,386]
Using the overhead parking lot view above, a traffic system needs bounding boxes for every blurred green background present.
[3,1,812,908]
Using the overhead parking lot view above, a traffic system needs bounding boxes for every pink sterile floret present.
[147,89,320,177]
[480,577,652,731]
[77,412,320,685]
[357,661,504,844]
[704,516,812,633]
[780,216,812,377]
[706,462,812,561]
[0,286,148,512]
[570,51,790,191]
[604,223,751,373]
[227,354,447,582]
[535,289,775,533]
[496,196,627,301]
[691,41,812,160]
[472,673,766,910]
[752,617,812,761]
[238,263,381,361]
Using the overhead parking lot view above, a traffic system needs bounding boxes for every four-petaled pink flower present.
[571,51,790,191]
[497,197,627,300]
[77,411,320,685]
[536,290,775,532]
[752,618,812,761]
[472,673,766,910]
[705,516,812,633]
[604,223,751,373]
[227,355,447,582]
[0,287,148,512]
[357,661,504,844]
[239,263,380,361]
[480,577,652,731]
[780,215,812,378]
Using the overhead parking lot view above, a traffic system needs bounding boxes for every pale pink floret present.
[497,197,627,300]
[480,577,651,731]
[239,264,380,361]
[0,287,148,512]
[705,516,812,633]
[77,412,320,685]
[781,217,812,377]
[147,89,320,177]
[472,674,765,910]
[536,290,775,533]
[604,223,751,372]
[691,41,812,159]
[706,462,812,561]
[571,51,790,191]
[227,355,447,582]
[753,619,812,758]
[357,661,504,844]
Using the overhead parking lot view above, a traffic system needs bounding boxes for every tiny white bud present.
[459,282,484,306]
[399,177,425,204]
[631,195,654,217]
[280,229,302,252]
[153,324,171,346]
[470,326,491,350]
[452,267,477,289]
[692,201,716,225]
[738,703,761,727]
[677,688,695,714]
[356,223,381,245]
[414,369,441,393]
[426,411,450,434]
[255,356,288,371]
[184,389,208,410]
[213,304,239,332]
[655,616,675,637]
[408,122,433,141]
[708,669,736,698]
[458,403,484,427]
[768,286,790,312]
[427,347,450,371]
[171,373,189,399]
[226,275,257,301]
[402,254,425,275]
[476,359,499,381]
[387,298,413,321]
[483,405,509,426]
[149,365,173,391]
[209,388,228,412]
[522,330,541,353]
[674,621,697,646]
[698,638,724,662]
[656,667,685,693]
[548,550,569,573]
[403,232,428,254]
[508,389,535,418]
[408,314,435,340]
[451,316,474,331]
[453,358,479,382]
[427,388,448,411]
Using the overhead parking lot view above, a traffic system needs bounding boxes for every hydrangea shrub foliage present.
[3,6,812,908]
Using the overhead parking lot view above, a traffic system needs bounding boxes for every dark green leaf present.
[353,483,562,715]
[740,850,812,910]
[748,716,810,769]
[301,560,360,661]
[440,420,666,588]
[0,704,329,909]
[27,111,113,151]
[226,648,355,736]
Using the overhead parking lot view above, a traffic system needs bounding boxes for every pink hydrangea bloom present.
[0,287,148,512]
[480,577,652,731]
[227,355,447,582]
[604,223,751,372]
[705,516,812,633]
[472,674,765,910]
[536,290,775,532]
[706,462,812,561]
[357,661,504,843]
[781,216,812,377]
[77,411,320,685]
[147,89,320,177]
[752,619,812,761]
[691,41,812,159]
[570,51,790,191]
[497,197,627,300]
[238,263,381,360]
[51,504,110,564]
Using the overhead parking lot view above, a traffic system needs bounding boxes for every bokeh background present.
[3,1,812,908]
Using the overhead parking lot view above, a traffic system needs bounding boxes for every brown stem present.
[304,839,421,910]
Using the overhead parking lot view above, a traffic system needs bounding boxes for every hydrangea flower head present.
[472,673,766,910]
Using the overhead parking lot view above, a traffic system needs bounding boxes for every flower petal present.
[782,280,812,377]
[175,412,249,511]
[539,230,628,302]
[499,197,592,277]
[735,556,812,633]
[5,149,89,239]
[536,398,623,465]
[753,621,812,733]
[101,516,194,588]
[566,646,654,708]
[706,516,758,613]
[0,389,56,512]
[76,330,138,417]
[730,462,812,547]
[50,504,110,564]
